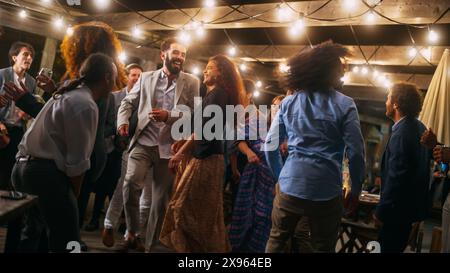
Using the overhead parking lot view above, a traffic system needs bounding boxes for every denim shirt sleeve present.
[264,107,286,181]
[342,100,366,197]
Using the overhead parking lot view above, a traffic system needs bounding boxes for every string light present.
[279,63,290,74]
[422,47,432,61]
[204,0,216,8]
[408,47,417,58]
[94,0,110,10]
[361,66,368,75]
[253,90,260,98]
[19,9,27,19]
[277,4,292,22]
[195,22,205,38]
[239,63,247,71]
[132,25,142,38]
[365,11,376,24]
[383,79,393,89]
[428,30,439,43]
[53,17,64,29]
[228,46,237,57]
[352,66,360,73]
[288,16,305,37]
[192,67,200,75]
[118,52,127,62]
[344,0,357,11]
[256,81,263,88]
[66,25,74,36]
[341,73,350,84]
[178,29,192,44]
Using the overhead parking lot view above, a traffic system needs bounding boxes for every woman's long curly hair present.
[60,21,127,90]
[284,40,351,93]
[209,54,247,107]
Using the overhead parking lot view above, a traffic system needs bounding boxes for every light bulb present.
[228,46,237,57]
[279,63,290,73]
[192,67,200,75]
[408,47,417,58]
[361,67,368,75]
[277,5,292,22]
[204,0,215,8]
[365,11,375,24]
[66,26,74,36]
[428,30,439,43]
[118,52,127,62]
[19,10,27,19]
[54,17,64,29]
[94,0,110,10]
[178,30,191,44]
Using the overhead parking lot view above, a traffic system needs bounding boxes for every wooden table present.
[337,193,380,253]
[0,190,38,252]
[0,190,38,225]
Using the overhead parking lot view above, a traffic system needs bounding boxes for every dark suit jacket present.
[376,117,431,223]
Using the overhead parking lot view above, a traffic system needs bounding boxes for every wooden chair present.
[407,221,424,253]
[430,226,442,253]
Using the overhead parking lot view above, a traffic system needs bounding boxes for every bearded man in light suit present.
[117,37,199,252]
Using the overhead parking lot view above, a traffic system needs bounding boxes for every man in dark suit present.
[375,82,431,253]
[0,42,37,190]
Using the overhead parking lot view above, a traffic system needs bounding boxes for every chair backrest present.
[430,226,442,253]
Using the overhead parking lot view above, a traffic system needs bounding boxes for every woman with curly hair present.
[160,55,247,252]
[59,22,127,233]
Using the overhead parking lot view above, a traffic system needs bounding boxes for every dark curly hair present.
[209,54,247,107]
[284,40,351,93]
[60,21,126,90]
[390,82,423,118]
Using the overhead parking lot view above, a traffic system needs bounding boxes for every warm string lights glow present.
[228,46,237,57]
[204,0,216,8]
[118,52,127,62]
[350,65,393,89]
[279,63,290,74]
[192,66,201,75]
[94,0,111,10]
[14,0,444,90]
[19,9,27,19]
[53,17,64,29]
[365,11,376,24]
[66,26,74,36]
[132,25,142,38]
[428,30,439,43]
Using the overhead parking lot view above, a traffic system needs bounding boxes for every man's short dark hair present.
[125,63,143,75]
[8,41,35,65]
[160,37,186,52]
[390,82,423,118]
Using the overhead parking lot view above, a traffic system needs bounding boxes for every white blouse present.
[17,86,99,177]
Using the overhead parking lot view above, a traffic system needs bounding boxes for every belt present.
[17,155,44,162]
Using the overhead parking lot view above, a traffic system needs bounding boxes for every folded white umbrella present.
[419,48,450,146]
